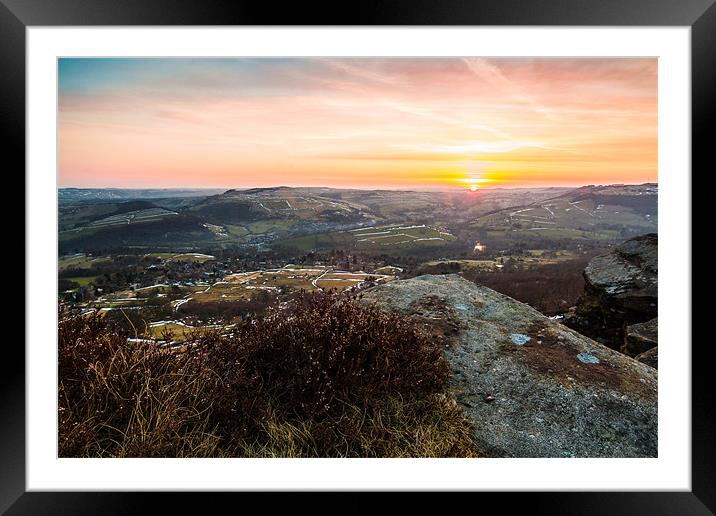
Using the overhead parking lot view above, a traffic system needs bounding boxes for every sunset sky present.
[58,58,657,190]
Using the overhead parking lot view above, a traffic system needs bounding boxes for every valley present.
[59,183,657,348]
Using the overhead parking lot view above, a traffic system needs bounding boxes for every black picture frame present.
[5,1,710,514]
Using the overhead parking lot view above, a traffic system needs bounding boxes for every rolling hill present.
[58,184,657,254]
[471,183,657,244]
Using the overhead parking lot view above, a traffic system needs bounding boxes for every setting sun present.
[469,185,479,192]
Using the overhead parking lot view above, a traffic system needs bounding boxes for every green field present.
[224,224,250,237]
[71,275,99,287]
[277,232,354,252]
[246,219,295,234]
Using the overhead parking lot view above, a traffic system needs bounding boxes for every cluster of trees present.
[463,258,592,315]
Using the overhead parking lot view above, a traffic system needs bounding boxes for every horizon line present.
[58,181,658,192]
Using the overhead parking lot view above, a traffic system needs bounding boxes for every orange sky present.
[58,58,657,190]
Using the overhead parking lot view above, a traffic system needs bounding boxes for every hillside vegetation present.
[59,291,479,458]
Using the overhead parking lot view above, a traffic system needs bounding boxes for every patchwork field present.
[351,224,456,247]
[72,260,397,316]
[86,208,180,229]
[188,266,393,304]
[278,224,456,252]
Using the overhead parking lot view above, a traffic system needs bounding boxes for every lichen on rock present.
[360,274,657,458]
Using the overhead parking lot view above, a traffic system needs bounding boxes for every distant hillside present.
[57,184,656,254]
[557,183,658,215]
[471,183,657,244]
[59,188,226,204]
[59,200,159,231]
[189,187,372,226]
[305,186,573,223]
[58,188,378,253]
[59,209,214,254]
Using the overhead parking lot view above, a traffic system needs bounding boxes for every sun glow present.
[456,172,494,190]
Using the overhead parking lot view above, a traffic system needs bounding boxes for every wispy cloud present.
[462,58,557,120]
[58,57,657,189]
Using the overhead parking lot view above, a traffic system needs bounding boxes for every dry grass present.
[237,394,479,458]
[59,313,223,457]
[58,292,480,458]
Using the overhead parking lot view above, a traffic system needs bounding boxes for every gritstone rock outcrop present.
[566,233,657,353]
[360,274,657,458]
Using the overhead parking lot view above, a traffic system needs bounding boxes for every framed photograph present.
[7,0,710,513]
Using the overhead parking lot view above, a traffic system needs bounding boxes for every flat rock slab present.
[360,274,657,458]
